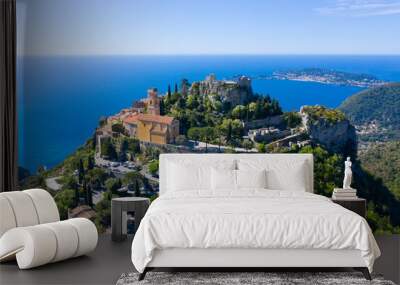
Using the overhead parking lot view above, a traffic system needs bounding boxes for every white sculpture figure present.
[343,157,353,189]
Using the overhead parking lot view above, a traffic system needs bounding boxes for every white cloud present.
[315,0,400,17]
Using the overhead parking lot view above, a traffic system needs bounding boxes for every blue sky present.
[17,0,400,55]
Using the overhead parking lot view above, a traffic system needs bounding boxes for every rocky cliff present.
[300,106,357,155]
[190,74,253,105]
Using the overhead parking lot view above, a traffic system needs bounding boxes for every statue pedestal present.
[332,188,357,200]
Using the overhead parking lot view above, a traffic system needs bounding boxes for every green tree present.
[270,99,282,115]
[85,168,107,190]
[187,127,201,143]
[232,105,246,119]
[83,179,88,204]
[186,95,199,109]
[159,99,165,115]
[134,180,141,197]
[61,175,79,191]
[257,143,266,153]
[126,138,140,154]
[78,159,85,184]
[248,102,257,115]
[148,160,159,176]
[199,127,215,152]
[242,139,254,151]
[119,138,129,162]
[123,171,142,185]
[226,121,232,143]
[300,145,342,196]
[111,123,127,135]
[283,112,302,128]
[101,138,117,160]
[87,155,95,170]
[54,189,75,219]
[220,119,243,145]
[176,96,186,109]
[213,100,222,113]
[167,84,171,100]
[86,184,93,208]
[95,196,111,233]
[254,100,265,119]
[105,178,122,194]
[74,187,80,207]
[180,78,190,96]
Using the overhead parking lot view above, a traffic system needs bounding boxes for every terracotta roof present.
[123,114,140,124]
[137,114,175,125]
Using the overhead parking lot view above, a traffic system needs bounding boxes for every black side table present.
[111,197,150,242]
[332,197,366,218]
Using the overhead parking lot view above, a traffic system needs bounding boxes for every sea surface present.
[17,55,400,173]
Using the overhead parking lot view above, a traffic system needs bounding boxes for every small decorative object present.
[332,157,357,200]
[343,157,353,190]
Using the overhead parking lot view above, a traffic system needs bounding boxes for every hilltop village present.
[33,74,357,233]
[95,74,352,157]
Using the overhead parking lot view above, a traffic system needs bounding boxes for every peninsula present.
[269,68,386,88]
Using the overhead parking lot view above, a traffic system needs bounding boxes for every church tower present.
[147,88,160,115]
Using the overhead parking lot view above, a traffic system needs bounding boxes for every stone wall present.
[190,74,253,105]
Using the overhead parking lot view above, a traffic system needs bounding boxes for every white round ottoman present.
[0,218,98,269]
[0,189,98,269]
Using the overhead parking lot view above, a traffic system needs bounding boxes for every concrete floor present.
[0,235,134,285]
[1,235,399,285]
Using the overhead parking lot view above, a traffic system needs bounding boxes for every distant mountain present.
[338,83,400,142]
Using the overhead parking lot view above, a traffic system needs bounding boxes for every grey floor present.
[1,235,399,285]
[0,234,135,285]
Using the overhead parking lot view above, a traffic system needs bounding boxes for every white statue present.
[343,157,353,189]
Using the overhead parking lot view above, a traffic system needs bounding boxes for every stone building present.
[144,88,160,115]
[135,114,179,145]
[121,88,179,144]
[190,74,253,105]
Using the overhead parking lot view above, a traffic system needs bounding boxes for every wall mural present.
[17,0,400,234]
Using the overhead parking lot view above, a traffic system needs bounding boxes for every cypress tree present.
[86,184,93,207]
[167,84,171,99]
[174,83,178,94]
[87,155,94,170]
[83,179,88,205]
[78,159,85,184]
[226,121,232,144]
[159,99,165,115]
[74,187,79,207]
[134,180,141,197]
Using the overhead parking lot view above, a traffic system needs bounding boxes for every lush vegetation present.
[269,141,400,233]
[359,141,400,201]
[18,78,400,234]
[161,86,282,147]
[302,105,346,124]
[283,111,302,128]
[100,137,141,162]
[339,83,400,141]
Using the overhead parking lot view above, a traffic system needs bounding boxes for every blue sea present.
[17,55,400,173]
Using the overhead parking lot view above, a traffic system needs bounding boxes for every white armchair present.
[0,189,98,269]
